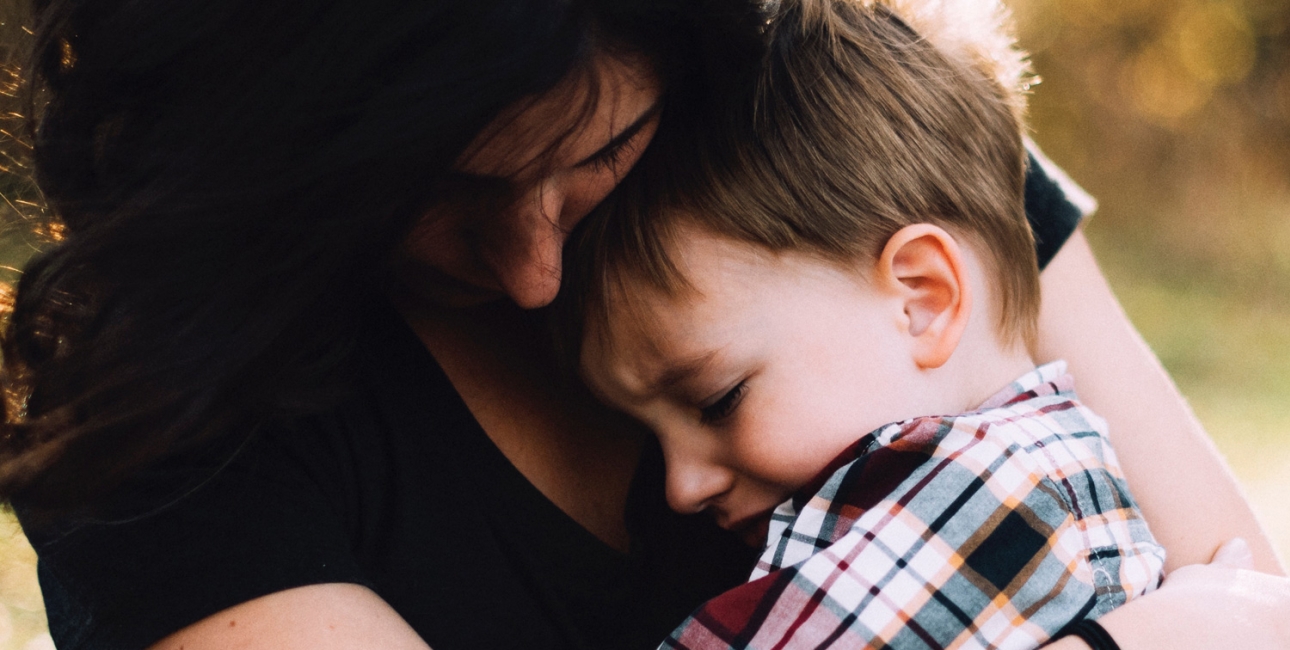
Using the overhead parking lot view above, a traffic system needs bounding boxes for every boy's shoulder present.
[782,362,1108,520]
[757,362,1148,578]
[871,361,1114,477]
[699,384,1165,650]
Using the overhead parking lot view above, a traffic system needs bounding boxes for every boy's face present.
[581,227,935,546]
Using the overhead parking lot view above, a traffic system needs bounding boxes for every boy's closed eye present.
[699,380,749,424]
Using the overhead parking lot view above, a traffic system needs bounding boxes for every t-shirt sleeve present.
[16,425,369,650]
[1024,139,1097,270]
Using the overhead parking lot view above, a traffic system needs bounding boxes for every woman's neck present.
[390,286,645,553]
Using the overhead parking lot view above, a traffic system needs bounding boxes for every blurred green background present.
[0,0,1288,647]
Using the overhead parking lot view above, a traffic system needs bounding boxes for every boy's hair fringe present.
[556,0,1038,374]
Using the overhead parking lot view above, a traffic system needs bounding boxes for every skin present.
[151,51,660,650]
[580,223,1035,547]
[150,54,1289,650]
[1047,538,1290,650]
[395,51,661,310]
[1034,233,1285,576]
[392,51,661,551]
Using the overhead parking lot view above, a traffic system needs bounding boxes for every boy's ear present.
[876,224,972,369]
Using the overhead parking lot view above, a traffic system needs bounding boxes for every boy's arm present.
[1034,230,1285,574]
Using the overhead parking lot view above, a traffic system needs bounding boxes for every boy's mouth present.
[725,509,775,548]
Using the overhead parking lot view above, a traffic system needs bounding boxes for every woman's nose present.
[664,453,734,515]
[482,180,567,309]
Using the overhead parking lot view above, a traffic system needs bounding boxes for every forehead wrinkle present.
[586,274,713,401]
[587,325,724,407]
[579,285,661,402]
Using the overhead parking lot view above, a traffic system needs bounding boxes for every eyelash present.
[586,141,629,172]
[700,381,748,424]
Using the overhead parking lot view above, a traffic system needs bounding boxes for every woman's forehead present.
[455,51,661,182]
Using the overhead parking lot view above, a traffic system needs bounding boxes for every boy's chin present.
[731,512,774,549]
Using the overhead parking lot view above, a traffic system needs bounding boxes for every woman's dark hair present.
[0,0,764,518]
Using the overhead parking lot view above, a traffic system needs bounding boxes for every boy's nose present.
[664,455,734,515]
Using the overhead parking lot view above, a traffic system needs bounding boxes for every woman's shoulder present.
[1024,139,1096,269]
[14,299,479,649]
[15,415,373,649]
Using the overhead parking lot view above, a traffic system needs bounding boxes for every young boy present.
[556,0,1166,648]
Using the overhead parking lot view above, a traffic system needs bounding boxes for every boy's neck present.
[932,318,1038,415]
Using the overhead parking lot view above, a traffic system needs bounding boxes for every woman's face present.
[399,52,662,309]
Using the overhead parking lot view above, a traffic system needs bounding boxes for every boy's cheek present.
[732,423,848,489]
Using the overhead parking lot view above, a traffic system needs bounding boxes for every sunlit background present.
[0,0,1288,647]
[1014,0,1290,569]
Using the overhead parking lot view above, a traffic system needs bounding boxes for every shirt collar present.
[790,361,1074,509]
[975,360,1072,411]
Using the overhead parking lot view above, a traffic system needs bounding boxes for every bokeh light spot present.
[1121,44,1212,121]
[1175,3,1256,85]
[1276,71,1290,123]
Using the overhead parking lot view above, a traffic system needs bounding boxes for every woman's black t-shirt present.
[16,154,1086,650]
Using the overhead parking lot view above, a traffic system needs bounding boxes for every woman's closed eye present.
[575,107,657,174]
[700,381,748,424]
[580,136,633,173]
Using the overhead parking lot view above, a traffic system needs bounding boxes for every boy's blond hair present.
[559,0,1038,362]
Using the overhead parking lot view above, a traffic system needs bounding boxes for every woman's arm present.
[1045,539,1290,650]
[1035,229,1284,574]
[149,584,432,650]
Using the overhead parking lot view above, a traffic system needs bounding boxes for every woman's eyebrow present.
[574,101,662,168]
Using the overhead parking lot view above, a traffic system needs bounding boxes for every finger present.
[1210,537,1255,569]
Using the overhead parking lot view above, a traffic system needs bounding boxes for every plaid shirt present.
[662,362,1165,650]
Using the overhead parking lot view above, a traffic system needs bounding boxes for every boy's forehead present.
[579,262,723,401]
[590,231,744,342]
[580,231,840,395]
[584,281,682,371]
[579,302,671,403]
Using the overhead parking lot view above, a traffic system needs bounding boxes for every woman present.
[0,0,1284,648]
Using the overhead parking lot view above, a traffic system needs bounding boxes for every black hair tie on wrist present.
[1053,619,1122,650]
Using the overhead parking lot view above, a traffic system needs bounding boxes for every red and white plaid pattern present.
[663,362,1165,650]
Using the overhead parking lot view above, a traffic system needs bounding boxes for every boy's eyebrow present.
[573,101,662,168]
[644,350,720,396]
